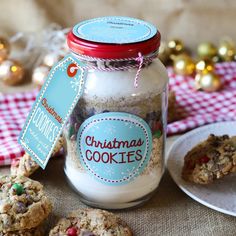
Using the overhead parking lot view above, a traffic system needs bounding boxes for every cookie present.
[0,175,52,232]
[49,208,132,236]
[11,136,64,177]
[0,225,44,236]
[10,154,39,178]
[182,134,236,184]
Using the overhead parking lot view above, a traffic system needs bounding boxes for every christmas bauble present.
[43,53,63,67]
[195,59,214,73]
[0,37,10,62]
[212,55,221,63]
[173,54,195,75]
[158,41,170,64]
[195,73,202,90]
[218,40,235,61]
[168,39,184,54]
[0,60,24,85]
[197,42,217,59]
[195,72,222,92]
[32,65,50,87]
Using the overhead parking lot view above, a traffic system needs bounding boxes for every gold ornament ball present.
[195,59,214,73]
[218,40,235,61]
[43,53,63,67]
[173,54,195,76]
[0,37,10,62]
[212,55,221,63]
[195,72,222,92]
[197,42,217,59]
[0,60,24,85]
[32,65,50,87]
[168,39,184,54]
[158,41,170,64]
[195,73,202,90]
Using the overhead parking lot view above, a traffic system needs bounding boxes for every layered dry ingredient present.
[64,93,164,175]
[64,92,165,205]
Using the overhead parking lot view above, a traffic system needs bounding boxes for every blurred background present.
[0,0,236,49]
[0,0,236,94]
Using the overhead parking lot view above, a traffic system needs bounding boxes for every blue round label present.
[77,112,152,185]
[73,16,157,44]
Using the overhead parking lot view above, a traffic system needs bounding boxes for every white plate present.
[166,121,236,216]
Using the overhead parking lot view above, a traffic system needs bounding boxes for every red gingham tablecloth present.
[167,62,236,135]
[0,90,38,165]
[0,62,236,166]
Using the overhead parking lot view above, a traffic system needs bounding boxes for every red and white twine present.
[71,52,157,88]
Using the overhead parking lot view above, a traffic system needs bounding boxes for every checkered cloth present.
[167,62,236,135]
[0,62,236,166]
[0,90,38,166]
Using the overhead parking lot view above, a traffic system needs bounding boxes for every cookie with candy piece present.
[182,134,236,184]
[49,208,132,236]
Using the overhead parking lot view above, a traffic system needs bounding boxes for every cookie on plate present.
[0,175,52,232]
[49,208,132,236]
[182,134,236,184]
[0,225,44,236]
[11,136,64,177]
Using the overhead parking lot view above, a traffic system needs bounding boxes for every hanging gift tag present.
[19,55,87,169]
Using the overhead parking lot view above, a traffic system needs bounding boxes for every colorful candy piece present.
[82,231,95,236]
[12,183,24,195]
[67,227,78,236]
[15,202,27,213]
[154,130,162,139]
[199,156,210,164]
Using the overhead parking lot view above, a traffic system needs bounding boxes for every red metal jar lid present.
[67,16,161,59]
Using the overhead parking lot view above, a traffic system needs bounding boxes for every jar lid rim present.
[67,16,161,59]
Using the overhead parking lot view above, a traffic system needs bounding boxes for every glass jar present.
[63,16,169,209]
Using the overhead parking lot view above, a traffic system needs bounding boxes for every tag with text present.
[77,112,153,185]
[19,55,87,169]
